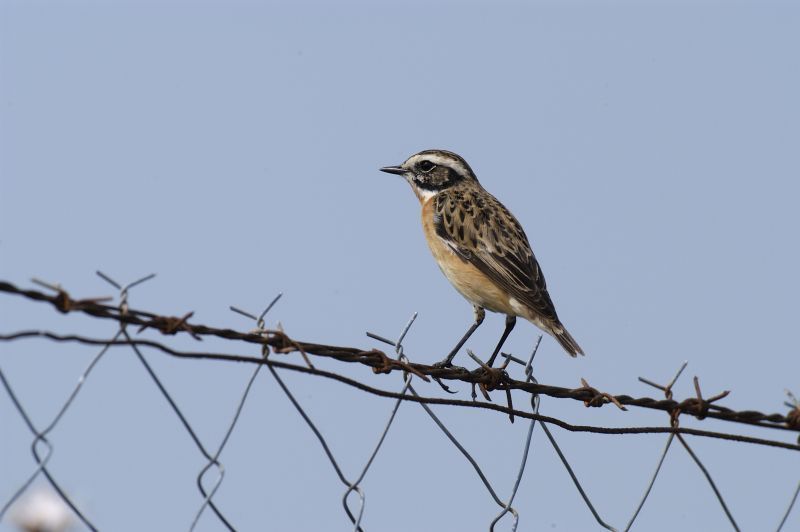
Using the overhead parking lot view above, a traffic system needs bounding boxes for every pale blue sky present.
[1,1,799,531]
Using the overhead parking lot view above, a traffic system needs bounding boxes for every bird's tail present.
[551,324,584,357]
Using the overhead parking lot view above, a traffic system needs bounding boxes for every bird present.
[380,149,583,367]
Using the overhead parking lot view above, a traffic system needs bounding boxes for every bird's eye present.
[418,160,436,173]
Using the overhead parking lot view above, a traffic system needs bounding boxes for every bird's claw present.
[430,361,465,394]
[433,377,458,394]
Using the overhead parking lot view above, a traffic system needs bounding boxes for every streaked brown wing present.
[432,188,560,323]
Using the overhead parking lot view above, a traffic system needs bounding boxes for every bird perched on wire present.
[380,149,583,367]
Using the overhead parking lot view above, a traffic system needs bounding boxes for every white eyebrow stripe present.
[406,152,471,178]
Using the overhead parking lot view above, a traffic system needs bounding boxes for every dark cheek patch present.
[412,164,465,192]
[447,167,461,184]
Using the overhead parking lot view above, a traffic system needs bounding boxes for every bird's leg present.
[434,306,485,367]
[486,315,517,367]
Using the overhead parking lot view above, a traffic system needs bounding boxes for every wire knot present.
[686,377,729,421]
[371,350,395,375]
[787,405,800,430]
[53,290,75,313]
[678,397,710,420]
[575,378,627,410]
[30,279,111,315]
[483,367,506,391]
[270,328,315,369]
[787,409,800,430]
[136,312,200,340]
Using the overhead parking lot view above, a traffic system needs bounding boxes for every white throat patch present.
[406,177,439,201]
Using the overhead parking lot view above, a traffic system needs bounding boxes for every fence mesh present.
[1,274,798,531]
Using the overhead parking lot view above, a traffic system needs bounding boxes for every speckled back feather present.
[431,185,562,324]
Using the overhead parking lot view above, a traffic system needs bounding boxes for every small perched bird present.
[380,149,583,367]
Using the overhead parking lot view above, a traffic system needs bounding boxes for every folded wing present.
[431,188,560,325]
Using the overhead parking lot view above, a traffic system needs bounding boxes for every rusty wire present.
[96,272,237,531]
[190,293,283,530]
[639,363,741,531]
[1,281,796,437]
[2,330,798,451]
[2,278,799,531]
[233,308,421,532]
[500,347,617,532]
[369,320,525,530]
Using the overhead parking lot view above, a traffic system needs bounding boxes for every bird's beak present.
[379,165,406,176]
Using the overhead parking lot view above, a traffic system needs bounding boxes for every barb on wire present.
[638,361,688,400]
[490,337,542,532]
[3,281,794,436]
[0,275,147,532]
[679,380,740,531]
[3,329,799,451]
[778,391,800,531]
[639,363,740,531]
[190,293,282,530]
[2,278,800,531]
[95,271,236,532]
[623,360,692,532]
[575,377,627,411]
[785,390,800,437]
[407,383,505,505]
[340,313,419,531]
[500,342,618,532]
[466,349,495,403]
[264,360,363,528]
[370,319,521,526]
[369,325,557,531]
[266,312,421,532]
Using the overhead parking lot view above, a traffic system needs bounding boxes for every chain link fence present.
[1,274,798,531]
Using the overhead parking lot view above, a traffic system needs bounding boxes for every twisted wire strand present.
[2,330,798,451]
[2,279,799,532]
[190,293,283,530]
[1,281,794,434]
[0,367,97,531]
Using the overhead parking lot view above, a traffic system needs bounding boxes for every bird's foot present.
[433,377,457,394]
[433,358,461,371]
[430,359,466,394]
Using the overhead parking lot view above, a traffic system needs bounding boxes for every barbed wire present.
[1,281,797,442]
[1,277,799,531]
